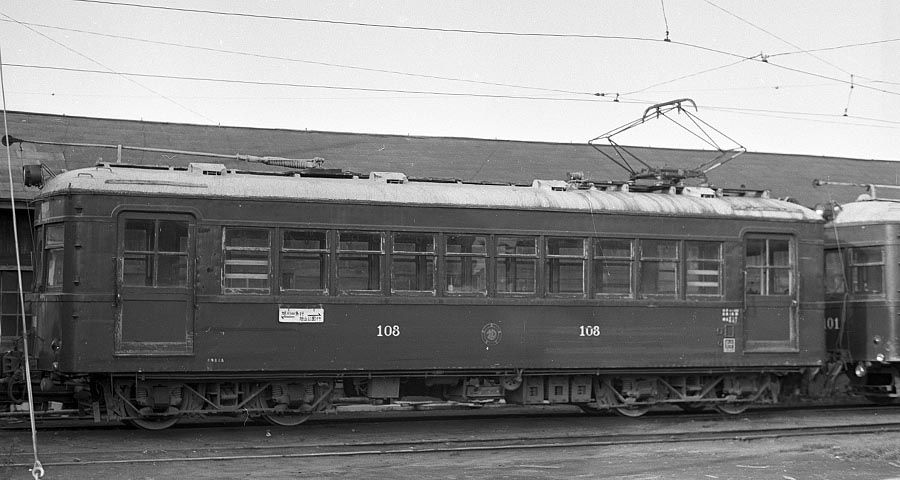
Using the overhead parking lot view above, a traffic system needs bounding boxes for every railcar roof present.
[832,199,900,225]
[38,163,821,221]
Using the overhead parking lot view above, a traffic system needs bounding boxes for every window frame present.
[592,238,634,298]
[44,222,65,290]
[223,226,272,294]
[444,233,488,296]
[745,237,793,296]
[848,246,885,296]
[336,231,384,295]
[545,237,586,297]
[122,218,191,289]
[684,241,724,299]
[638,239,680,299]
[279,229,330,294]
[495,235,538,296]
[391,232,436,295]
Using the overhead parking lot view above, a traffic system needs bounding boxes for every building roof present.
[2,110,896,207]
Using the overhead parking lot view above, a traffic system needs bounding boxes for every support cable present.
[660,0,671,42]
[843,74,855,117]
[0,41,44,479]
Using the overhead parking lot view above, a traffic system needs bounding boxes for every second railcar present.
[823,193,900,402]
[16,162,824,428]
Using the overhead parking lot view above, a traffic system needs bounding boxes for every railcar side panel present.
[33,190,825,375]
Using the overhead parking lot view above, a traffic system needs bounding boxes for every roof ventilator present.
[189,163,228,176]
[370,172,408,184]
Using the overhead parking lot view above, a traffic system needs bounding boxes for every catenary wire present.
[44,1,900,100]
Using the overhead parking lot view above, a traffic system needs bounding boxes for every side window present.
[392,233,435,294]
[0,270,33,341]
[496,236,537,294]
[223,227,270,293]
[337,232,383,293]
[593,238,633,297]
[850,247,883,295]
[445,234,487,295]
[281,230,328,293]
[745,237,792,295]
[45,223,65,289]
[824,250,846,295]
[546,237,585,295]
[639,240,679,297]
[124,219,189,287]
[685,241,722,298]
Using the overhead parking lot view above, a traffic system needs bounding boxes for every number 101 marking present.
[377,325,401,337]
[579,325,601,337]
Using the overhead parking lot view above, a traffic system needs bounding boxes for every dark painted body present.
[28,164,825,382]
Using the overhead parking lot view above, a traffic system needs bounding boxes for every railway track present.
[3,404,900,471]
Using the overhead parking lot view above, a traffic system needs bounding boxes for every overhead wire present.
[1,1,898,135]
[0,12,217,124]
[47,1,900,100]
[702,0,854,77]
[0,63,632,103]
[0,18,603,98]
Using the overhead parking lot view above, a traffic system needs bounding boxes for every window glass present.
[745,237,793,296]
[850,247,883,295]
[281,230,328,292]
[445,234,487,294]
[546,237,584,294]
[158,220,189,253]
[224,227,270,292]
[824,250,845,295]
[392,233,435,293]
[337,232,382,292]
[0,270,33,340]
[45,223,65,246]
[593,239,633,296]
[45,224,64,288]
[123,218,191,288]
[685,241,722,297]
[639,240,678,297]
[496,236,537,294]
[124,220,153,251]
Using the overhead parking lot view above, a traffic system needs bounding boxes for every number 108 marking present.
[377,325,401,337]
[579,325,601,337]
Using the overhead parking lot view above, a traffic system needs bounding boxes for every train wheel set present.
[3,371,787,430]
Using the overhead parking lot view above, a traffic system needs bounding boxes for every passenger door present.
[742,235,798,352]
[115,213,195,355]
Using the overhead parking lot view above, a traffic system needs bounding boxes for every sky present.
[0,1,898,161]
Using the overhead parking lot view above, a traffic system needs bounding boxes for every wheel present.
[578,403,608,415]
[865,395,898,405]
[678,402,707,413]
[715,402,750,415]
[118,382,184,430]
[126,414,180,431]
[262,411,312,427]
[614,405,651,418]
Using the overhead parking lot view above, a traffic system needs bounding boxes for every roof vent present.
[370,172,408,184]
[681,186,717,198]
[532,180,569,191]
[189,163,227,176]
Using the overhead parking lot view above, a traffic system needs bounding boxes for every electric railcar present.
[821,185,900,403]
[2,161,825,429]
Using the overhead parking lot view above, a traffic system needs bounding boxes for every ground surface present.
[4,406,900,479]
